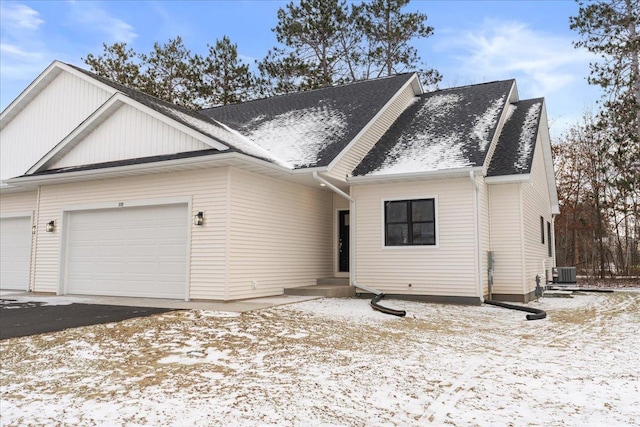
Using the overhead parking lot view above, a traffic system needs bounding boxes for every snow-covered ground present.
[1,291,639,426]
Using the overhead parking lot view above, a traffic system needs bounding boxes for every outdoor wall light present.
[194,211,204,226]
[46,220,55,232]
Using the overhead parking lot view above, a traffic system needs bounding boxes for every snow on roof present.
[487,98,544,177]
[239,102,347,168]
[515,101,542,170]
[362,94,473,175]
[353,80,514,177]
[201,73,416,169]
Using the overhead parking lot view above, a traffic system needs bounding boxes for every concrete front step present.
[316,277,349,286]
[284,284,355,298]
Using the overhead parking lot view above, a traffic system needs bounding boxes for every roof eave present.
[6,151,316,189]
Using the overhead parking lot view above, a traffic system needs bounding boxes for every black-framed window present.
[540,216,545,244]
[385,199,435,246]
[547,221,552,257]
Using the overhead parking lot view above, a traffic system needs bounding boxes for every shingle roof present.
[487,98,544,176]
[352,80,514,177]
[200,73,415,169]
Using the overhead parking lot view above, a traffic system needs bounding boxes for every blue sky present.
[1,0,601,139]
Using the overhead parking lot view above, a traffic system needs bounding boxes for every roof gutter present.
[348,166,484,184]
[6,151,298,188]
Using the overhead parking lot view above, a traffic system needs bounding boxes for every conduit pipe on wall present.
[312,172,406,317]
[469,171,485,303]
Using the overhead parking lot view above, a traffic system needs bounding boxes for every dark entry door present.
[339,210,350,272]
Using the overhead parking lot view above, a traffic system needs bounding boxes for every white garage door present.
[65,204,188,299]
[0,216,32,291]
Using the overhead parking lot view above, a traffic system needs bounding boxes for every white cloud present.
[434,19,600,140]
[437,20,593,96]
[67,1,137,43]
[0,3,44,30]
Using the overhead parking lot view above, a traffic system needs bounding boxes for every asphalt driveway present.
[0,299,174,340]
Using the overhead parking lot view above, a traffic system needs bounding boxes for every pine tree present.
[83,42,141,88]
[570,0,640,277]
[357,0,441,87]
[258,0,354,92]
[138,36,201,108]
[197,36,254,106]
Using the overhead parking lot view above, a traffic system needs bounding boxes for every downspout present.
[469,171,485,303]
[312,172,405,317]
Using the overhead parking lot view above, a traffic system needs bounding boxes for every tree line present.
[554,0,639,280]
[84,0,439,109]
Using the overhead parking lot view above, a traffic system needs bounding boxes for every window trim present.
[547,221,552,257]
[540,216,545,244]
[381,196,438,249]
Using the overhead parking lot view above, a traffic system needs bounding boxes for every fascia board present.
[1,61,119,130]
[326,73,421,172]
[538,101,561,214]
[348,166,483,184]
[482,80,518,171]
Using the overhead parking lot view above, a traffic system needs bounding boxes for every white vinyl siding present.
[327,81,417,180]
[521,133,555,292]
[50,103,211,170]
[0,71,112,181]
[227,167,333,299]
[353,178,477,297]
[33,168,228,299]
[478,175,491,296]
[0,216,32,290]
[488,183,525,295]
[0,191,37,213]
[63,204,188,298]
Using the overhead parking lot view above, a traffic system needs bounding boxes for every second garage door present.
[0,216,32,291]
[64,203,189,299]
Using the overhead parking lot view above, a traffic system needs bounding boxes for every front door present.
[338,210,350,272]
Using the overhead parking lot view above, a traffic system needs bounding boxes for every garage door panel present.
[0,217,32,291]
[65,204,188,299]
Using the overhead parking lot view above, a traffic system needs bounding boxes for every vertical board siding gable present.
[50,104,211,170]
[1,72,112,180]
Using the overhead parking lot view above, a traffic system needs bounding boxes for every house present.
[0,61,559,304]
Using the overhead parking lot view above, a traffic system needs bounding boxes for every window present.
[547,221,552,257]
[540,216,545,244]
[385,199,435,246]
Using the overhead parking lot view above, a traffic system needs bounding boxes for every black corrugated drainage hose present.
[485,300,547,321]
[371,293,406,317]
